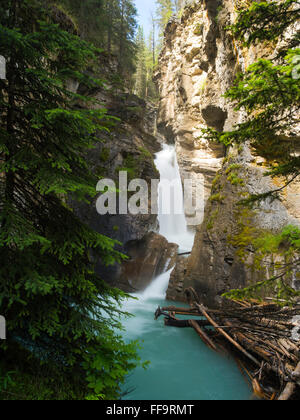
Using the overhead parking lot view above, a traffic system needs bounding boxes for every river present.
[121,144,252,400]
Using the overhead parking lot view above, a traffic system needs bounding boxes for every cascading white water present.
[121,143,252,400]
[128,143,195,302]
[139,269,173,301]
[121,270,173,338]
[154,144,195,254]
[123,142,195,310]
[123,143,195,305]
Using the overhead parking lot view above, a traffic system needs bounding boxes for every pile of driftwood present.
[155,287,300,400]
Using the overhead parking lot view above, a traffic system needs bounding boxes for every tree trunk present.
[278,362,300,400]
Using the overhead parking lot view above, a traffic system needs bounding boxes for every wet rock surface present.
[120,232,178,292]
[71,56,164,289]
[156,0,300,307]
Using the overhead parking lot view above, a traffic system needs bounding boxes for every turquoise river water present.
[121,271,253,401]
[120,144,253,400]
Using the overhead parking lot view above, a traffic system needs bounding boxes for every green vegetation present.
[197,78,207,95]
[210,193,225,203]
[133,1,188,101]
[0,0,141,400]
[204,5,300,189]
[227,172,245,187]
[139,147,153,159]
[100,147,111,163]
[155,0,175,36]
[231,0,299,51]
[116,153,140,180]
[225,164,245,187]
[211,173,222,191]
[225,225,300,304]
[116,147,155,182]
[155,0,185,40]
[194,23,204,36]
[203,0,300,304]
[227,208,258,262]
[207,209,220,231]
[215,5,224,24]
[126,105,143,114]
[133,26,159,101]
[225,164,242,174]
[60,0,138,82]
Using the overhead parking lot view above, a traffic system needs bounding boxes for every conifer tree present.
[174,0,184,14]
[0,0,139,399]
[134,26,147,98]
[204,0,300,304]
[155,0,174,36]
[145,31,159,101]
[133,26,158,102]
[116,0,138,78]
[60,0,138,80]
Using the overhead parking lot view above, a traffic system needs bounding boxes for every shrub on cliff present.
[203,0,300,304]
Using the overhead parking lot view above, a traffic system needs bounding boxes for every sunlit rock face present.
[156,0,300,306]
[155,0,233,225]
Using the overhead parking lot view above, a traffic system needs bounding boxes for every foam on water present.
[120,143,252,400]
[140,269,172,301]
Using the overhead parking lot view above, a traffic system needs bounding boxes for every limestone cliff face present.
[71,54,176,292]
[156,0,300,306]
[156,0,233,222]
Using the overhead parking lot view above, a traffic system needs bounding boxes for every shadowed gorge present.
[0,0,299,402]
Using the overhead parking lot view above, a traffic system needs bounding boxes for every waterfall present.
[154,143,195,254]
[121,143,252,401]
[132,143,194,300]
[139,269,173,301]
[123,143,194,303]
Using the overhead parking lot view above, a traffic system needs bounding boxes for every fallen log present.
[189,319,217,351]
[162,305,222,315]
[155,293,300,400]
[161,306,200,315]
[164,318,211,329]
[196,303,261,368]
[278,362,300,400]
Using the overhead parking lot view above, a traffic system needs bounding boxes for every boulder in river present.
[120,232,178,292]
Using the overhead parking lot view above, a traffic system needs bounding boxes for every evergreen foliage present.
[0,0,140,400]
[155,0,174,36]
[134,26,148,98]
[134,26,159,101]
[60,0,138,81]
[205,51,300,183]
[155,0,185,39]
[203,0,300,304]
[231,0,300,53]
[224,225,300,305]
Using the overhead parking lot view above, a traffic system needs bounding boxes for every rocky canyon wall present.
[156,0,300,306]
[72,54,178,292]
